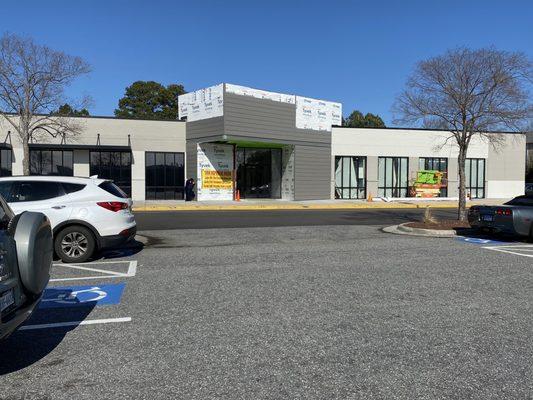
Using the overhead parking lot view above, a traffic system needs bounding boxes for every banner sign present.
[197,143,234,201]
[201,170,232,190]
[226,83,295,104]
[295,96,342,131]
[178,84,224,122]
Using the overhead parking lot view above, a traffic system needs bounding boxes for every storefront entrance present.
[236,147,282,198]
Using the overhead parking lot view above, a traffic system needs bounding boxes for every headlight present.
[0,248,11,282]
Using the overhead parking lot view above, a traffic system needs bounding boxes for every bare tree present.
[394,47,532,220]
[0,33,91,175]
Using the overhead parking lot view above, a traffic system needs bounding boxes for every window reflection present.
[145,152,184,200]
[334,156,366,199]
[30,149,73,176]
[90,151,132,196]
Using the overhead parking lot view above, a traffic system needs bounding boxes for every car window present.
[12,181,64,202]
[0,195,14,229]
[505,196,533,206]
[98,181,128,198]
[62,182,86,194]
[0,182,14,202]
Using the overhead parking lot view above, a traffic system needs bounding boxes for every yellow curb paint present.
[132,203,460,212]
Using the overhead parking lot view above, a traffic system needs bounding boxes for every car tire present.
[54,225,96,263]
[529,224,533,243]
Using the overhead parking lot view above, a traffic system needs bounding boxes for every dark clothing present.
[185,179,196,201]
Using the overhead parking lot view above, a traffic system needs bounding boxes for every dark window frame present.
[90,150,132,197]
[0,149,12,177]
[145,151,185,200]
[465,158,486,199]
[334,155,367,200]
[30,149,73,176]
[378,156,410,198]
[419,157,448,197]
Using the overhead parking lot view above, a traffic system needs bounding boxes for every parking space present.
[15,258,138,336]
[49,259,137,282]
[2,225,532,399]
[456,235,533,259]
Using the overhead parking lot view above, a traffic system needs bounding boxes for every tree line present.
[59,79,387,128]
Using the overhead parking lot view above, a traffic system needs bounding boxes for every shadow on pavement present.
[96,239,144,260]
[0,288,96,375]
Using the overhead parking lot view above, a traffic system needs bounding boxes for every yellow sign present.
[201,169,233,190]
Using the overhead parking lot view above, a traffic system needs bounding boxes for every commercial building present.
[0,83,526,202]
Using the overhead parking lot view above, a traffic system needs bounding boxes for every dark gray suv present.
[0,195,53,340]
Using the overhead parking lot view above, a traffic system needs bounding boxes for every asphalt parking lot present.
[1,222,532,399]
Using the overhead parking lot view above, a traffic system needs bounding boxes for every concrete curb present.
[382,223,458,238]
[132,203,459,212]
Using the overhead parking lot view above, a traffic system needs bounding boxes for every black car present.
[0,195,53,340]
[468,195,533,239]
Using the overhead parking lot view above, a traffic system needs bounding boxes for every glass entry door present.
[236,148,281,199]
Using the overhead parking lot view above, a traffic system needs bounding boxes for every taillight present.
[495,208,512,216]
[97,201,128,212]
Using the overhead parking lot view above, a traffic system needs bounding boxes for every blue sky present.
[3,0,532,125]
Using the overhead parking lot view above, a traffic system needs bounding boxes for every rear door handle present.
[51,205,66,209]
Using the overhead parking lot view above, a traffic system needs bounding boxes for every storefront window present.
[0,149,12,177]
[378,157,409,197]
[465,158,485,199]
[145,152,184,200]
[30,149,73,176]
[236,148,282,199]
[419,157,448,197]
[90,151,132,196]
[334,156,366,199]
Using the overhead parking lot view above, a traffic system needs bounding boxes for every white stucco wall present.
[331,127,489,158]
[331,127,526,200]
[0,116,187,202]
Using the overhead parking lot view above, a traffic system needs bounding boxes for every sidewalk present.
[132,198,510,212]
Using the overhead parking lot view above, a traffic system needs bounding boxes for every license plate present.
[0,289,14,313]
[481,214,494,222]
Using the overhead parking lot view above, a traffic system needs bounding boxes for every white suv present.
[0,176,136,263]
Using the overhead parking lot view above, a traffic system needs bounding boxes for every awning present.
[29,143,131,152]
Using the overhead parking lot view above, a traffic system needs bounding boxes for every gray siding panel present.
[186,117,224,141]
[185,91,333,201]
[224,93,331,147]
[294,144,331,200]
[186,141,197,182]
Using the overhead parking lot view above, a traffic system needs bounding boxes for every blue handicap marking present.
[39,283,126,309]
[456,237,506,245]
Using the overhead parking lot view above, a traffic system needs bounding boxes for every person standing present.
[184,178,196,201]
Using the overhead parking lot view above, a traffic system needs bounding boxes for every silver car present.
[0,196,53,340]
[468,195,533,239]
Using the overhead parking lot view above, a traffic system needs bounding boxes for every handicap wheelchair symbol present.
[457,237,506,245]
[42,287,107,305]
[40,283,125,309]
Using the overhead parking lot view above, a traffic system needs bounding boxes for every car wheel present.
[529,224,533,243]
[54,225,95,263]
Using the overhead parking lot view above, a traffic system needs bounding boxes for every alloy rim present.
[61,232,88,258]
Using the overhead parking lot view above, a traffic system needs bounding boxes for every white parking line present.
[50,260,137,282]
[19,317,132,331]
[482,245,533,258]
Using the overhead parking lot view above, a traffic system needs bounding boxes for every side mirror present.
[12,212,53,296]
